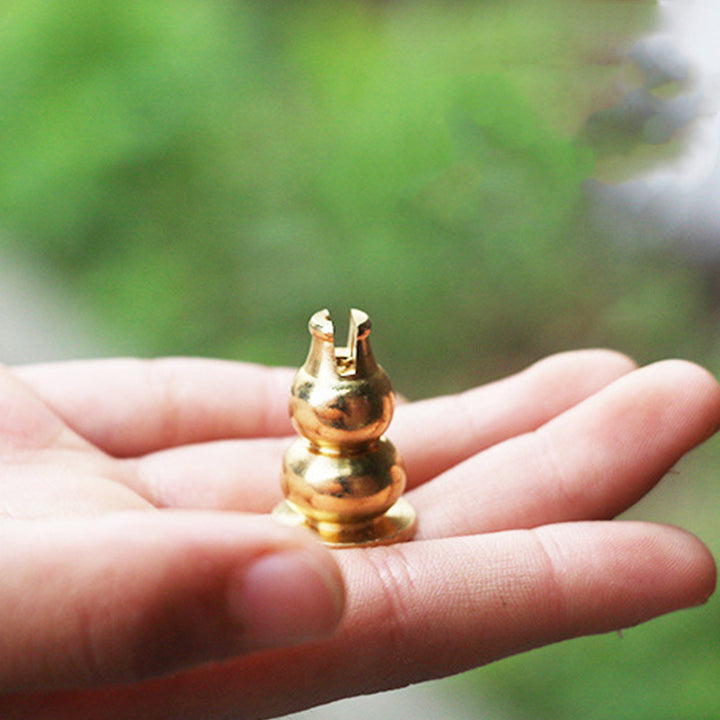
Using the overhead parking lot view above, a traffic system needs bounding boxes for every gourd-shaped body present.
[273,308,416,547]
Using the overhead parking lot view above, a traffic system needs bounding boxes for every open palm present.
[0,350,717,720]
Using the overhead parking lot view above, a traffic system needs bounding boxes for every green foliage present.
[0,0,690,395]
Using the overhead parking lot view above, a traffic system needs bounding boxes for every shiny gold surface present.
[273,308,416,548]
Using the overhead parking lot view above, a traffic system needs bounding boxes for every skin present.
[0,350,716,719]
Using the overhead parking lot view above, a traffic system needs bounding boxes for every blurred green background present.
[1,0,718,718]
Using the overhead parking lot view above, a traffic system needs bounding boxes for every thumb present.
[0,512,344,692]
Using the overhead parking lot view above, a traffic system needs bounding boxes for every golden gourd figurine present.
[272,308,416,547]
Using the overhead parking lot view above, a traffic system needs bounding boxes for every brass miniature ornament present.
[272,308,416,548]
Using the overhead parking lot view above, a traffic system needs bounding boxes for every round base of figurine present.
[271,498,417,548]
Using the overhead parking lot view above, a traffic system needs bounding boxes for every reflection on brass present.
[272,308,416,548]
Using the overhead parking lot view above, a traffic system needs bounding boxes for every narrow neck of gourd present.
[304,333,378,379]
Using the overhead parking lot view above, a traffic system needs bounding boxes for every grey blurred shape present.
[0,250,105,364]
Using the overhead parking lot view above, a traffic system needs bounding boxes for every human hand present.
[1,351,717,719]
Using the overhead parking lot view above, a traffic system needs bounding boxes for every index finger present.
[15,358,296,457]
[9,521,713,719]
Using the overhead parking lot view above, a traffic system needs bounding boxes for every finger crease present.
[455,388,494,453]
[529,528,572,632]
[533,427,581,517]
[147,360,183,447]
[360,548,422,677]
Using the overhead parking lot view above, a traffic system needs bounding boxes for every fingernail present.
[230,549,345,650]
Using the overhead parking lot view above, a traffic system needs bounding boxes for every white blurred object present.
[0,251,106,363]
[644,0,720,185]
[279,677,502,720]
[596,0,720,251]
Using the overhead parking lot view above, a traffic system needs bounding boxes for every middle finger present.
[409,360,720,540]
